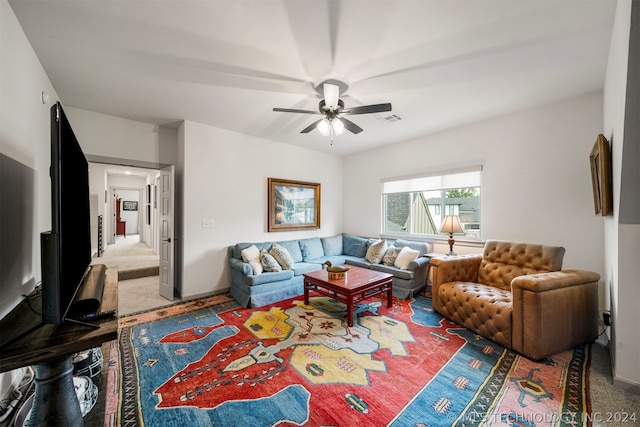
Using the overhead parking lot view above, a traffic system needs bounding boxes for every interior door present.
[159,165,175,301]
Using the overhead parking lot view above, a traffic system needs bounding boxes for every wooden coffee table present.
[303,265,393,326]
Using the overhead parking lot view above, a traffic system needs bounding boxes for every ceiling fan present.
[273,82,392,136]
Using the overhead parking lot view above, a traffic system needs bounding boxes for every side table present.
[422,253,465,296]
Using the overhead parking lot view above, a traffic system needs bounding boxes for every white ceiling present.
[9,0,616,156]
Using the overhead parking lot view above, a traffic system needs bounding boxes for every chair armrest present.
[511,269,600,292]
[430,255,482,312]
[430,255,482,287]
[511,269,600,359]
[229,257,252,276]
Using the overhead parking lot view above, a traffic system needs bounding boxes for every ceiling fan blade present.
[342,103,392,115]
[301,118,324,133]
[273,107,320,115]
[340,117,364,134]
[323,83,340,111]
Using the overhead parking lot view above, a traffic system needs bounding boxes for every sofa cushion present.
[394,246,420,269]
[369,263,414,280]
[247,269,294,286]
[321,235,343,256]
[345,258,372,268]
[299,238,325,261]
[260,250,282,272]
[270,243,295,270]
[394,239,430,256]
[275,240,303,263]
[306,255,347,266]
[366,239,387,264]
[292,262,323,276]
[382,245,401,266]
[343,234,369,258]
[437,282,512,348]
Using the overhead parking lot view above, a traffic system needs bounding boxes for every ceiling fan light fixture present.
[332,118,345,135]
[317,118,331,136]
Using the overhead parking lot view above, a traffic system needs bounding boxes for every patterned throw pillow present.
[269,243,295,270]
[365,239,387,264]
[394,246,420,270]
[260,249,282,272]
[382,245,401,266]
[241,245,263,275]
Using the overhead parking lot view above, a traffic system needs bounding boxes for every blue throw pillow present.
[343,233,368,258]
[321,235,343,256]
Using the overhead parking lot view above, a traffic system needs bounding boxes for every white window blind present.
[382,166,482,194]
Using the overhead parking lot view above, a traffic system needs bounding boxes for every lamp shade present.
[439,215,464,234]
[332,118,345,135]
[317,118,331,136]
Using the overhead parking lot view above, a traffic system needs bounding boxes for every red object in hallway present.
[116,199,126,238]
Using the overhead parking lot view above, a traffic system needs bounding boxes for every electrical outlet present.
[202,219,215,228]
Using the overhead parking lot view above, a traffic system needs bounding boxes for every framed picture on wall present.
[122,201,138,211]
[267,178,320,232]
[589,134,612,216]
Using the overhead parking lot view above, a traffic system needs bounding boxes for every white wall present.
[0,0,61,398]
[0,0,59,318]
[344,92,605,274]
[65,107,177,166]
[603,0,639,392]
[179,120,343,299]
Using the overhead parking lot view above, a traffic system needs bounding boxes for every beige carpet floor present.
[92,235,175,316]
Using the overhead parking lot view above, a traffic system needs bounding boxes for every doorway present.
[89,161,177,312]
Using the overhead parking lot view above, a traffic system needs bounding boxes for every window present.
[382,167,482,239]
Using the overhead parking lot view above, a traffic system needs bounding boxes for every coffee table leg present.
[347,296,354,327]
[387,283,393,307]
[304,281,310,305]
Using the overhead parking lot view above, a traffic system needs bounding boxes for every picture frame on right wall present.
[589,134,612,216]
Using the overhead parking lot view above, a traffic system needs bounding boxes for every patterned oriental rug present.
[105,294,592,427]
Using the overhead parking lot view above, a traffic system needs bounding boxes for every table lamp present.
[439,215,464,255]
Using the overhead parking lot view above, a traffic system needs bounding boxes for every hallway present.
[92,235,175,315]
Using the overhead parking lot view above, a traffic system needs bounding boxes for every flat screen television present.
[40,102,93,324]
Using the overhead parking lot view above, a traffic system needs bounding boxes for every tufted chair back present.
[477,240,565,291]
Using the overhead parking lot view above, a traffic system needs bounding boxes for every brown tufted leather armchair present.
[430,240,600,359]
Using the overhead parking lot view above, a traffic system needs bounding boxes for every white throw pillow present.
[269,243,295,270]
[365,239,387,264]
[248,260,263,275]
[382,245,401,266]
[241,245,262,275]
[394,246,420,270]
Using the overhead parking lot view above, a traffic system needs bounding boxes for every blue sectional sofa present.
[228,233,432,307]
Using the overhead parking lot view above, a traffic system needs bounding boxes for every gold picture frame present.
[268,178,320,232]
[589,134,612,216]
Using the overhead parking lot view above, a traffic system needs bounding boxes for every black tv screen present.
[41,102,92,324]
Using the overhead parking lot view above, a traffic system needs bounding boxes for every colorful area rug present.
[105,294,591,426]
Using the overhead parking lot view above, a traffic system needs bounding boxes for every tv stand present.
[65,317,101,329]
[0,268,118,427]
